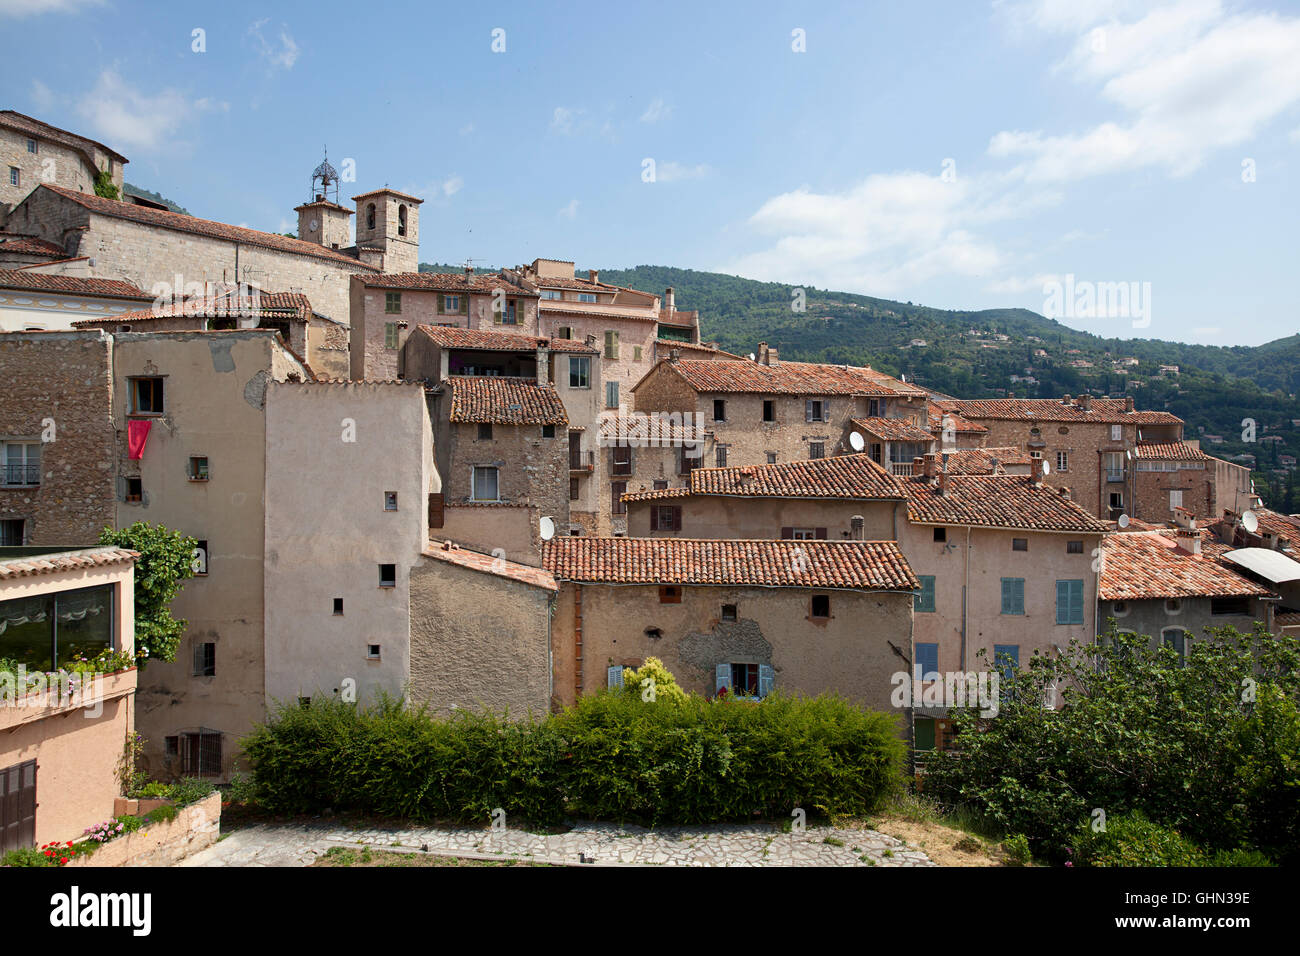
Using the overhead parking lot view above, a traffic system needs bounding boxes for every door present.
[0,760,37,853]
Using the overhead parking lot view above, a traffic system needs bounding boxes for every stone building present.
[0,269,151,332]
[1131,440,1219,521]
[0,111,126,219]
[542,536,918,717]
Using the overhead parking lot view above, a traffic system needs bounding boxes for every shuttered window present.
[993,644,1019,682]
[607,665,625,689]
[914,575,936,613]
[604,330,619,360]
[1056,579,1084,625]
[1001,577,1025,615]
[915,643,939,681]
[650,506,682,531]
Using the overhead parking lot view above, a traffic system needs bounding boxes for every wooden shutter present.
[438,293,445,314]
[814,527,827,539]
[1,760,37,853]
[607,665,624,689]
[758,664,775,698]
[672,507,682,531]
[493,296,503,323]
[428,492,444,529]
[650,507,659,531]
[805,399,814,422]
[460,293,469,315]
[780,526,793,539]
[715,663,732,693]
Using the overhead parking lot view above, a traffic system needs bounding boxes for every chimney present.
[922,453,937,478]
[1031,456,1045,485]
[669,348,680,363]
[1078,394,1091,411]
[937,467,949,497]
[1125,396,1135,413]
[1175,527,1201,556]
[757,342,769,365]
[768,346,779,365]
[1059,486,1071,501]
[535,342,550,386]
[1173,506,1195,531]
[1061,393,1071,405]
[464,265,473,275]
[913,456,924,474]
[589,269,599,284]
[664,287,675,312]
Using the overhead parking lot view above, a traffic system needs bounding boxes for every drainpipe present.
[961,526,971,671]
[573,583,584,702]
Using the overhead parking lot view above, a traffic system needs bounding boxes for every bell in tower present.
[294,148,353,250]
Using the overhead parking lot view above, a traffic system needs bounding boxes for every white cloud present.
[30,78,56,110]
[640,97,672,123]
[0,0,103,17]
[551,107,582,135]
[75,70,221,152]
[248,18,299,71]
[990,1,1300,182]
[656,161,711,182]
[984,273,1061,294]
[558,199,579,220]
[441,175,463,197]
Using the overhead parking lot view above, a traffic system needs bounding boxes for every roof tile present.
[446,376,568,425]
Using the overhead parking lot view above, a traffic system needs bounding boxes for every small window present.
[191,540,208,576]
[1001,577,1026,615]
[1211,596,1249,616]
[384,323,400,349]
[810,594,831,619]
[604,330,619,360]
[915,643,940,681]
[580,293,598,304]
[716,446,728,468]
[1056,451,1069,472]
[659,585,682,604]
[125,476,143,502]
[366,203,376,230]
[384,491,398,511]
[809,442,824,460]
[188,456,209,481]
[1012,538,1028,551]
[1109,492,1124,512]
[805,399,826,422]
[721,604,737,621]
[1057,579,1085,625]
[713,399,726,422]
[653,480,668,490]
[478,423,493,441]
[367,644,382,660]
[1110,424,1123,441]
[0,519,24,546]
[385,292,402,314]
[556,325,572,338]
[2,441,41,487]
[612,444,633,476]
[26,139,38,154]
[914,576,936,613]
[1067,540,1084,554]
[1165,597,1182,614]
[1111,601,1128,616]
[193,642,216,677]
[442,294,460,314]
[164,736,179,756]
[612,480,628,515]
[850,515,865,540]
[8,167,18,187]
[651,505,681,532]
[398,204,407,237]
[933,527,946,542]
[606,381,619,409]
[379,564,396,588]
[763,400,775,423]
[130,377,164,414]
[333,598,344,615]
[542,424,555,438]
[569,356,591,389]
[633,346,642,362]
[1169,489,1183,510]
[472,466,499,501]
[766,452,777,464]
[569,477,580,501]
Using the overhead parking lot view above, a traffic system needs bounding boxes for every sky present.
[2,0,1298,347]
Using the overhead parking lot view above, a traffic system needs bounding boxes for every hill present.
[123,184,190,215]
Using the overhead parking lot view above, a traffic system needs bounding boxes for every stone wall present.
[1133,464,1213,522]
[68,792,221,867]
[627,495,900,541]
[0,127,121,217]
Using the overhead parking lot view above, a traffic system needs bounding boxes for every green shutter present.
[914,575,935,613]
[460,293,468,315]
[1056,580,1071,625]
[438,293,445,314]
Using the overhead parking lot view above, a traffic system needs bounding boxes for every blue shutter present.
[1015,578,1024,614]
[607,665,624,689]
[758,664,775,698]
[915,576,935,613]
[993,644,1019,682]
[1002,578,1024,615]
[715,663,732,694]
[1072,580,1084,624]
[915,643,939,681]
[1056,580,1070,625]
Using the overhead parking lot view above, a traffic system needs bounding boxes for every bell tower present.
[352,187,422,274]
[294,151,353,250]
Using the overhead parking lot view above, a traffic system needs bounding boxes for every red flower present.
[60,857,68,864]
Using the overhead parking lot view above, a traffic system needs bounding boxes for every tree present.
[93,167,119,200]
[98,522,197,667]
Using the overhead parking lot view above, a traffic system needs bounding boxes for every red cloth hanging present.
[127,419,152,459]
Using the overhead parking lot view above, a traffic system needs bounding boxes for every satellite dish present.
[1117,514,1131,529]
[1042,459,1051,476]
[849,432,865,452]
[539,516,555,541]
[748,353,757,361]
[1126,449,1132,460]
[1242,510,1259,534]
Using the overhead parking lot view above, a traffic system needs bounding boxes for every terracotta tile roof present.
[351,188,425,203]
[75,289,313,325]
[655,339,744,359]
[425,543,557,592]
[944,397,1182,425]
[0,547,138,581]
[0,110,128,163]
[1098,531,1272,601]
[538,303,659,321]
[413,324,597,354]
[0,269,149,300]
[654,358,918,396]
[1275,611,1300,628]
[34,185,380,271]
[926,401,987,434]
[0,233,67,258]
[1252,508,1300,540]
[542,538,918,591]
[597,412,707,445]
[621,486,694,503]
[942,446,1033,474]
[359,271,535,295]
[689,453,905,500]
[1134,441,1214,461]
[530,275,624,292]
[446,376,568,425]
[902,473,1109,532]
[851,417,934,443]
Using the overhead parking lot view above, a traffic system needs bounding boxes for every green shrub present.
[2,846,55,867]
[1072,813,1205,867]
[130,781,170,800]
[166,778,216,807]
[145,804,179,824]
[1001,833,1032,866]
[225,772,262,805]
[618,657,688,705]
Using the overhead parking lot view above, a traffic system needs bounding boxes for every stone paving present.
[181,819,936,867]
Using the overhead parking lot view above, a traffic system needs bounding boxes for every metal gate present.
[0,760,37,853]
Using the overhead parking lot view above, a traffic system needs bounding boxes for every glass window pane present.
[55,585,114,666]
[0,594,54,671]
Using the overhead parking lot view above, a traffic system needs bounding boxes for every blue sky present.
[3,0,1298,346]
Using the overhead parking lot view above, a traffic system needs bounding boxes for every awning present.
[1221,548,1300,584]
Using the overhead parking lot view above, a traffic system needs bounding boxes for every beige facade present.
[0,111,126,219]
[627,493,900,541]
[0,277,152,332]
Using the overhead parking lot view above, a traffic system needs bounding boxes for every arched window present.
[366,203,376,230]
[398,204,407,237]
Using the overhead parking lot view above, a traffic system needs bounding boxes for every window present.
[378,564,396,588]
[805,399,827,422]
[0,519,24,546]
[1211,596,1249,616]
[716,446,728,468]
[397,204,407,237]
[384,491,398,511]
[542,424,555,439]
[810,594,831,619]
[606,381,619,409]
[731,663,759,695]
[366,203,376,230]
[187,456,209,481]
[809,442,824,460]
[650,505,681,531]
[443,294,460,313]
[612,444,632,476]
[1162,628,1188,666]
[653,480,668,490]
[333,598,343,615]
[164,736,179,757]
[125,477,142,502]
[555,325,573,339]
[1056,579,1085,625]
[1165,598,1182,615]
[477,423,493,441]
[568,356,590,388]
[367,644,382,660]
[500,300,519,324]
[385,292,402,314]
[783,528,817,540]
[543,291,563,301]
[1111,601,1128,617]
[607,665,625,689]
[633,346,642,362]
[193,642,216,677]
[766,452,777,464]
[26,139,37,154]
[914,575,936,613]
[715,662,774,697]
[2,442,40,487]
[1109,492,1124,512]
[384,323,400,349]
[471,466,499,501]
[178,731,222,776]
[1001,578,1026,615]
[565,476,580,501]
[763,400,776,422]
[1012,538,1028,551]
[604,330,619,360]
[130,377,164,414]
[8,167,18,187]
[191,540,208,576]
[579,293,598,304]
[933,527,947,543]
[915,643,940,681]
[679,445,699,475]
[659,585,681,603]
[1056,451,1068,472]
[611,481,628,515]
[1067,540,1084,554]
[993,644,1020,683]
[1110,424,1123,441]
[1169,490,1183,510]
[721,604,737,622]
[713,399,727,422]
[0,584,115,671]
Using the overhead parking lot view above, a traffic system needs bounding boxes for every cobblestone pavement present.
[181,819,936,867]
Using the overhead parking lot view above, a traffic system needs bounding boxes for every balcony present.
[890,462,915,477]
[569,450,594,472]
[2,463,40,487]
